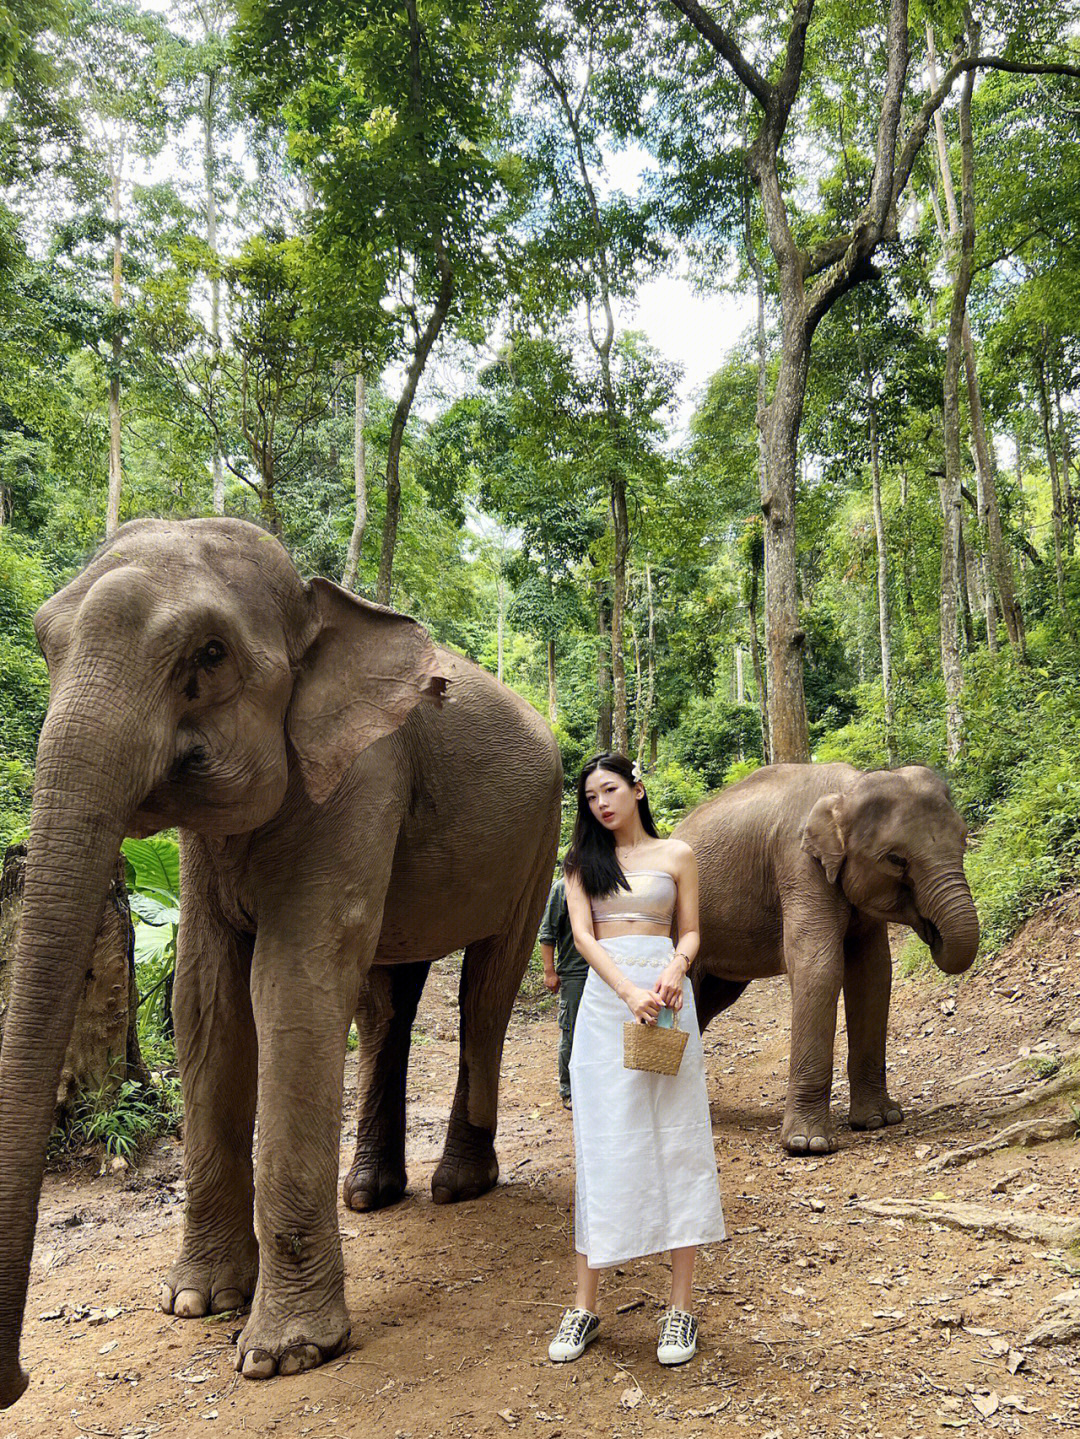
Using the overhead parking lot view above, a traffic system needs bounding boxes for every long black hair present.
[562,752,660,898]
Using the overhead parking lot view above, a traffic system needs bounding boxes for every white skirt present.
[569,934,726,1268]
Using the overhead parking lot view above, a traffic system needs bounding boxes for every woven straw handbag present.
[623,1012,688,1075]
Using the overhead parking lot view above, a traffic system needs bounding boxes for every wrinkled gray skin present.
[673,763,978,1156]
[0,518,561,1405]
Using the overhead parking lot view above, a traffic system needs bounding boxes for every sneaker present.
[657,1308,698,1365]
[548,1307,600,1362]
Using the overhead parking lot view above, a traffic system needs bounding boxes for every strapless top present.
[591,869,677,927]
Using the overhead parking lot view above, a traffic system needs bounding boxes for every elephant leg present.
[694,972,749,1033]
[432,925,528,1205]
[343,959,431,1213]
[236,922,362,1380]
[782,917,843,1156]
[161,879,258,1320]
[844,924,903,1131]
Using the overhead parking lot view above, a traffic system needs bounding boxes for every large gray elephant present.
[673,763,978,1155]
[0,517,561,1405]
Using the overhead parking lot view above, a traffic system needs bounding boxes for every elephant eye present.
[195,641,227,668]
[885,852,905,868]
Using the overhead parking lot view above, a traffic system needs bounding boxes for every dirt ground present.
[6,895,1080,1439]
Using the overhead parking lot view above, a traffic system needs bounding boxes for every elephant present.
[672,762,979,1156]
[0,517,562,1405]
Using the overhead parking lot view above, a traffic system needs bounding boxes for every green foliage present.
[123,834,180,1049]
[665,693,762,793]
[0,534,49,846]
[51,1076,180,1163]
[642,760,707,832]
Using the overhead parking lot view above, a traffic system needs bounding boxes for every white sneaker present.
[548,1307,600,1362]
[657,1308,698,1365]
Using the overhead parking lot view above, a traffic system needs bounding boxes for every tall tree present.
[515,0,663,749]
[237,0,522,603]
[66,0,168,535]
[656,0,1080,758]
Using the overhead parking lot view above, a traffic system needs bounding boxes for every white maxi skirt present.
[569,934,726,1268]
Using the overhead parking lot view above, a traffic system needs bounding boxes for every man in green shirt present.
[537,873,588,1110]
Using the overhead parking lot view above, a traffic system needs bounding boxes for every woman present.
[548,753,726,1368]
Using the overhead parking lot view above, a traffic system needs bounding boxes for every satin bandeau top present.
[591,869,677,927]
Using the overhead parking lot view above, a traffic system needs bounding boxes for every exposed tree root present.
[855,1198,1080,1247]
[929,1112,1079,1170]
[1025,1291,1080,1346]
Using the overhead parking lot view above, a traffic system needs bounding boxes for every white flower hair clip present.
[631,761,642,783]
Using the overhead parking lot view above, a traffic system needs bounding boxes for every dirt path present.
[7,899,1080,1439]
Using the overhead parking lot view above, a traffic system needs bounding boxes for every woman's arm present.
[653,843,700,1012]
[565,871,662,1024]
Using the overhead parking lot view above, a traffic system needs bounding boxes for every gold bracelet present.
[673,950,692,969]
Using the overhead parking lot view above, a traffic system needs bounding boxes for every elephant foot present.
[431,1123,498,1204]
[161,1239,258,1318]
[0,1358,28,1410]
[849,1093,904,1131]
[342,1156,407,1213]
[236,1293,350,1380]
[781,1112,838,1156]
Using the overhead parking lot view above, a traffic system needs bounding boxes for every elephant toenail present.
[173,1289,208,1318]
[808,1136,830,1153]
[159,1284,173,1314]
[866,1115,884,1130]
[240,1348,276,1379]
[279,1345,321,1376]
[211,1289,245,1314]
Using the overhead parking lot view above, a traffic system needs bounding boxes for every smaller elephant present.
[673,763,978,1155]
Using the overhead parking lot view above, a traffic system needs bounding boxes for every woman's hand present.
[624,984,663,1025]
[652,957,687,1012]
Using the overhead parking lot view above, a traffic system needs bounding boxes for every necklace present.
[616,836,647,862]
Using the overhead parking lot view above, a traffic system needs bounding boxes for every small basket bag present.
[623,1012,688,1076]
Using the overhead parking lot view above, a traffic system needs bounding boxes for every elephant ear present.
[802,793,847,884]
[287,578,448,804]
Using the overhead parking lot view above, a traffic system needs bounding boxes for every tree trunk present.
[958,519,974,651]
[927,26,1023,657]
[1035,343,1067,622]
[495,570,505,684]
[543,55,629,757]
[857,316,897,764]
[0,847,148,1122]
[342,371,368,592]
[610,475,629,754]
[106,140,124,539]
[377,261,454,605]
[937,58,979,762]
[635,560,656,768]
[1053,373,1074,554]
[735,644,745,704]
[760,321,811,762]
[748,559,769,765]
[596,588,613,752]
[745,180,774,765]
[203,70,224,516]
[547,638,557,727]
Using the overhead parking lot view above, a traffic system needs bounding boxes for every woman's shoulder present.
[644,837,694,875]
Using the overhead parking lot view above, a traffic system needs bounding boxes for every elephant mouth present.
[915,916,943,955]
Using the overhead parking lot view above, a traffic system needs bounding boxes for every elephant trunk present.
[0,698,149,1408]
[913,867,980,977]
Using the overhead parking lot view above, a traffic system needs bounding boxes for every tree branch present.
[773,0,815,121]
[662,0,773,109]
[892,54,1080,215]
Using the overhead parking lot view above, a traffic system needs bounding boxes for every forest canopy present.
[3,0,1080,955]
